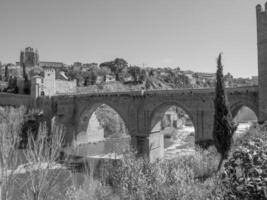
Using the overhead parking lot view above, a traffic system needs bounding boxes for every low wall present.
[55,80,77,94]
[0,93,35,107]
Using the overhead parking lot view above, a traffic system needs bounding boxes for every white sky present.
[0,0,267,78]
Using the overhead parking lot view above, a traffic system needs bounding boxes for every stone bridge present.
[0,86,259,161]
[40,86,259,161]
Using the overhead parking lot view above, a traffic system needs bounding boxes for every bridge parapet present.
[54,86,258,99]
[0,92,35,108]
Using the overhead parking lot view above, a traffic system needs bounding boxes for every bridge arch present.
[149,102,196,134]
[75,102,130,144]
[230,100,258,119]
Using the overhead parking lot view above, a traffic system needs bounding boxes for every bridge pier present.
[132,131,164,162]
[195,110,214,147]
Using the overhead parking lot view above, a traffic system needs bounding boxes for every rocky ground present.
[164,123,252,160]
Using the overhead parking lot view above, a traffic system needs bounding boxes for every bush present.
[222,126,267,200]
[98,149,224,200]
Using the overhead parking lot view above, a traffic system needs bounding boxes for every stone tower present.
[20,47,39,76]
[256,3,267,122]
[43,67,56,96]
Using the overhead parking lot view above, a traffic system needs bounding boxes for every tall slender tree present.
[213,54,237,171]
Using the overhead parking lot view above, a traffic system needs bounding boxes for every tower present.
[43,67,56,96]
[20,47,39,77]
[256,3,267,122]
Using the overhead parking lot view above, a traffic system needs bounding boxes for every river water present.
[69,122,252,160]
[164,122,252,159]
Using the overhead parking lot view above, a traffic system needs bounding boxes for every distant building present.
[20,47,39,76]
[105,74,116,83]
[72,62,82,71]
[31,67,77,97]
[123,74,135,84]
[39,61,64,69]
[1,63,22,80]
[95,75,105,84]
[251,76,258,85]
[81,63,98,72]
[0,81,8,91]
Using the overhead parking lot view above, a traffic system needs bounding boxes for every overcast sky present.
[0,0,266,77]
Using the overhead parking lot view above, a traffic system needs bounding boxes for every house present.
[95,75,105,84]
[31,67,77,97]
[123,74,135,84]
[72,62,82,71]
[39,61,64,70]
[251,76,258,85]
[105,74,116,83]
[0,81,8,91]
[81,63,98,72]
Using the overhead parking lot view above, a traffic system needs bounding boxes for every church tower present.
[256,3,267,122]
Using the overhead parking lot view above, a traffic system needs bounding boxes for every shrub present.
[99,149,224,200]
[222,127,267,200]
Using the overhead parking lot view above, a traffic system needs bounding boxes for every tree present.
[213,54,237,171]
[100,58,128,81]
[83,71,97,86]
[4,65,8,81]
[23,75,31,94]
[128,66,141,82]
[0,106,26,200]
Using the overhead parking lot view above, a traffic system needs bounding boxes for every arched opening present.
[74,104,130,158]
[232,105,258,141]
[150,104,195,159]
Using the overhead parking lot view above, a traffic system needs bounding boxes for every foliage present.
[23,75,31,94]
[83,71,97,86]
[100,58,128,81]
[127,66,142,83]
[213,54,237,171]
[4,107,267,199]
[222,125,267,200]
[13,124,72,200]
[99,149,224,200]
[4,65,8,81]
[0,106,26,200]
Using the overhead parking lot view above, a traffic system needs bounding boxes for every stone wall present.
[55,79,77,94]
[0,93,35,107]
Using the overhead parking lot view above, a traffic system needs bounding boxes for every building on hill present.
[81,63,98,72]
[96,75,105,84]
[122,74,135,84]
[251,76,258,85]
[105,74,116,83]
[195,72,216,81]
[72,62,82,71]
[1,63,22,81]
[0,81,7,91]
[20,47,39,76]
[31,67,77,97]
[39,61,65,70]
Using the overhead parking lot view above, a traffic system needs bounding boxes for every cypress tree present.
[213,54,237,171]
